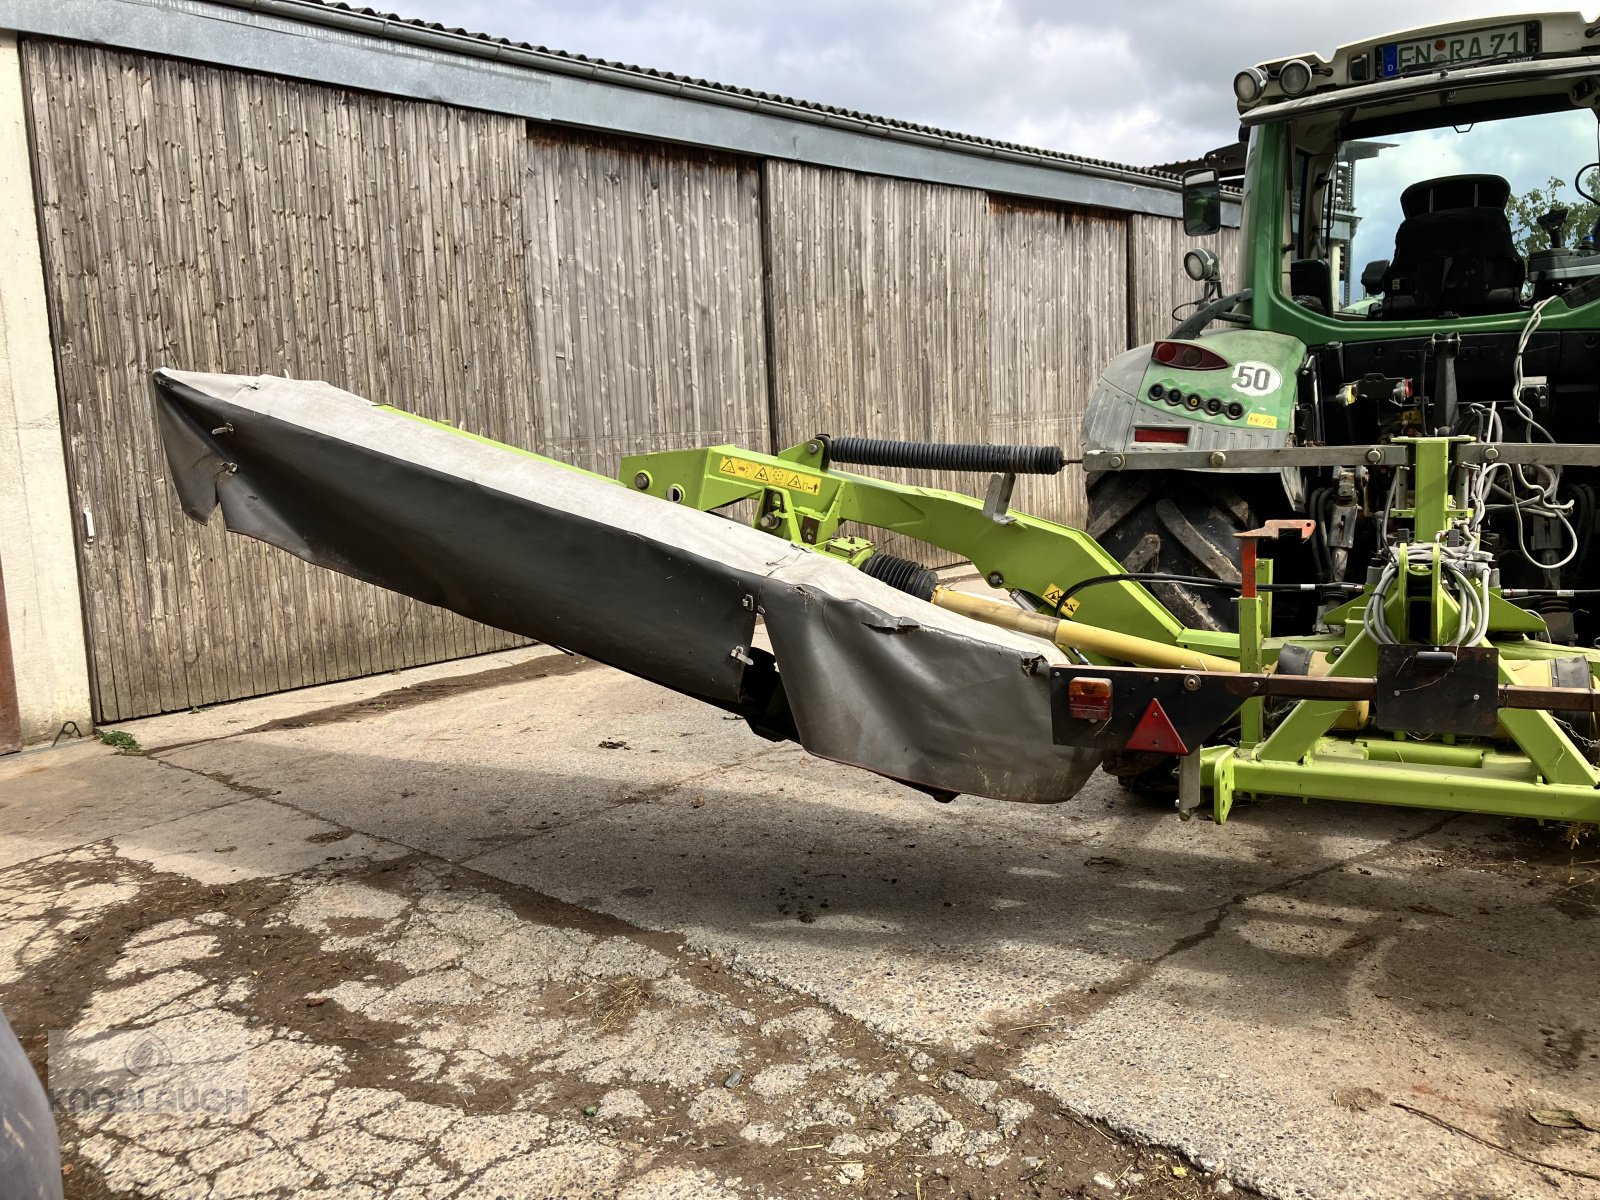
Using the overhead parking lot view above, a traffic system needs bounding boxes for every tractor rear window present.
[1309,105,1600,316]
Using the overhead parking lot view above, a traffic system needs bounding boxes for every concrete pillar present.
[0,31,92,746]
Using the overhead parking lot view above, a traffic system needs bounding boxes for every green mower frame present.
[622,433,1600,826]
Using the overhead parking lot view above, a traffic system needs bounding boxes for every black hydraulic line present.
[1049,572,1360,618]
[826,436,1064,476]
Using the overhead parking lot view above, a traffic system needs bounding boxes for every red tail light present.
[1152,340,1229,370]
[1067,677,1114,721]
[1133,426,1190,445]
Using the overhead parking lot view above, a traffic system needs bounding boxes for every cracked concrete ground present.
[2,644,1598,1200]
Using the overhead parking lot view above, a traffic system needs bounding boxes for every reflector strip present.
[1133,426,1190,445]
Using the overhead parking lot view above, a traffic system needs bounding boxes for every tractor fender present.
[1081,332,1306,508]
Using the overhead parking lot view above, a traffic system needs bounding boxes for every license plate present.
[1377,22,1533,78]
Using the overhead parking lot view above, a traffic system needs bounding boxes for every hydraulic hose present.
[826,436,1064,476]
[1048,572,1361,618]
[1361,545,1492,647]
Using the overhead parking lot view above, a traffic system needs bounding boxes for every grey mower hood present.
[152,369,1098,804]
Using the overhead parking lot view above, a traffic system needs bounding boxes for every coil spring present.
[860,553,938,602]
[826,436,1064,476]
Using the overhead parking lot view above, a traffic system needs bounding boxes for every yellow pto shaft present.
[930,588,1239,673]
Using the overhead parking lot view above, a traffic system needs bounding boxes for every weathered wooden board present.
[989,199,1127,530]
[24,40,532,720]
[524,131,769,477]
[764,165,1128,550]
[1127,212,1245,347]
[762,161,991,563]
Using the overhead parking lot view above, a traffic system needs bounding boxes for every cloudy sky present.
[384,0,1571,166]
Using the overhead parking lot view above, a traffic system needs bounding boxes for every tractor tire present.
[1085,470,1257,633]
[1102,750,1179,799]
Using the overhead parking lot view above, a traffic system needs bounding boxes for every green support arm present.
[620,441,1188,650]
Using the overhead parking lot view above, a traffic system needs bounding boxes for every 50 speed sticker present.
[1231,362,1283,396]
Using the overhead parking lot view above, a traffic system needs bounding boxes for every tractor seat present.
[1380,174,1524,318]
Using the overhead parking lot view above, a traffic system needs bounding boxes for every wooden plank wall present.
[765,166,1131,540]
[1126,212,1245,347]
[763,162,990,453]
[23,41,536,721]
[24,44,775,721]
[989,200,1126,529]
[524,133,769,475]
[762,161,990,562]
[25,40,1223,720]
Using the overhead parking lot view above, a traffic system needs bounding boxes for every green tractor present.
[1085,13,1600,646]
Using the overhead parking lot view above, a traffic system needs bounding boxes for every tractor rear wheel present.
[1085,470,1257,633]
[1102,750,1179,798]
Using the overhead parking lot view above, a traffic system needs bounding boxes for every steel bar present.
[1083,446,1408,471]
[1087,443,1600,473]
[1456,443,1600,467]
[1059,663,1600,712]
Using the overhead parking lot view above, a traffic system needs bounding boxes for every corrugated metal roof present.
[214,0,1177,182]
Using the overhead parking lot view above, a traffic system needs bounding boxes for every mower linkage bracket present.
[1373,644,1500,737]
[1177,751,1204,815]
[1051,663,1600,751]
[982,472,1017,525]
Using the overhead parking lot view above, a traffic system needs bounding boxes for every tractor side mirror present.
[1360,259,1389,297]
[1182,168,1222,237]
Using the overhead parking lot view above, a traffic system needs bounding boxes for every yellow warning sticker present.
[1245,411,1279,429]
[717,456,823,495]
[1041,584,1080,617]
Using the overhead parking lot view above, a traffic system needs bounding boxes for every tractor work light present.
[1183,248,1220,282]
[1066,676,1115,722]
[1278,58,1313,97]
[1152,340,1229,370]
[1233,67,1267,104]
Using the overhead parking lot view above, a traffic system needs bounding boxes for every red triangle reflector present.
[1126,699,1189,756]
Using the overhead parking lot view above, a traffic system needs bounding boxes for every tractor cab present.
[1087,14,1600,645]
[1231,13,1600,324]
